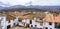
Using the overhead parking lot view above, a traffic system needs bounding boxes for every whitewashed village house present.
[16,11,45,29]
[0,11,60,29]
[0,13,19,29]
[44,12,60,29]
[18,12,60,29]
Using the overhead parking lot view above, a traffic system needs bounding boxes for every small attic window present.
[49,22,52,25]
[30,20,32,24]
[18,19,22,22]
[9,20,10,23]
[40,18,43,20]
[45,27,48,29]
[40,18,42,20]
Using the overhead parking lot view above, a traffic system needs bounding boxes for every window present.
[14,23,15,26]
[40,28,42,29]
[49,22,52,25]
[9,20,10,23]
[40,18,42,20]
[7,25,11,29]
[35,25,37,27]
[55,23,60,28]
[30,20,32,24]
[45,27,48,29]
[40,23,43,26]
[27,24,29,27]
[31,25,33,27]
[50,28,52,29]
[18,19,22,22]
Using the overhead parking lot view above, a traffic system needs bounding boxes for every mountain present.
[0,5,60,11]
[8,5,26,8]
[0,2,11,10]
[0,6,5,10]
[27,5,60,10]
[0,5,27,11]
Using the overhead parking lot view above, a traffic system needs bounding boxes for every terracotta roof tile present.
[45,13,60,22]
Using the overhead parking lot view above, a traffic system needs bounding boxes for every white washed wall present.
[10,20,14,27]
[6,21,10,26]
[22,19,30,24]
[18,22,24,26]
[36,22,40,28]
[32,20,36,25]
[14,17,19,25]
[43,22,55,29]
[0,16,6,29]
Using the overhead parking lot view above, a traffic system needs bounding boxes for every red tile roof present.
[45,13,60,22]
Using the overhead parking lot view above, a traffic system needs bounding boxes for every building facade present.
[0,16,19,29]
[0,11,60,29]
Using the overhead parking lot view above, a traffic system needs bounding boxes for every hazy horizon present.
[0,0,60,7]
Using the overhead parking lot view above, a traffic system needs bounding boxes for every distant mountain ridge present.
[0,6,5,10]
[0,5,60,11]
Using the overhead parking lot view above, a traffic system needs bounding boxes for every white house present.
[17,12,56,29]
[18,17,44,28]
[1,11,60,29]
[0,16,55,29]
[0,15,19,29]
[0,16,6,29]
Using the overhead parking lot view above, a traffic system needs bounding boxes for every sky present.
[0,0,60,7]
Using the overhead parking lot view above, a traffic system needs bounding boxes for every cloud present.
[0,0,30,5]
[0,0,60,7]
[0,2,9,7]
[31,0,60,6]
